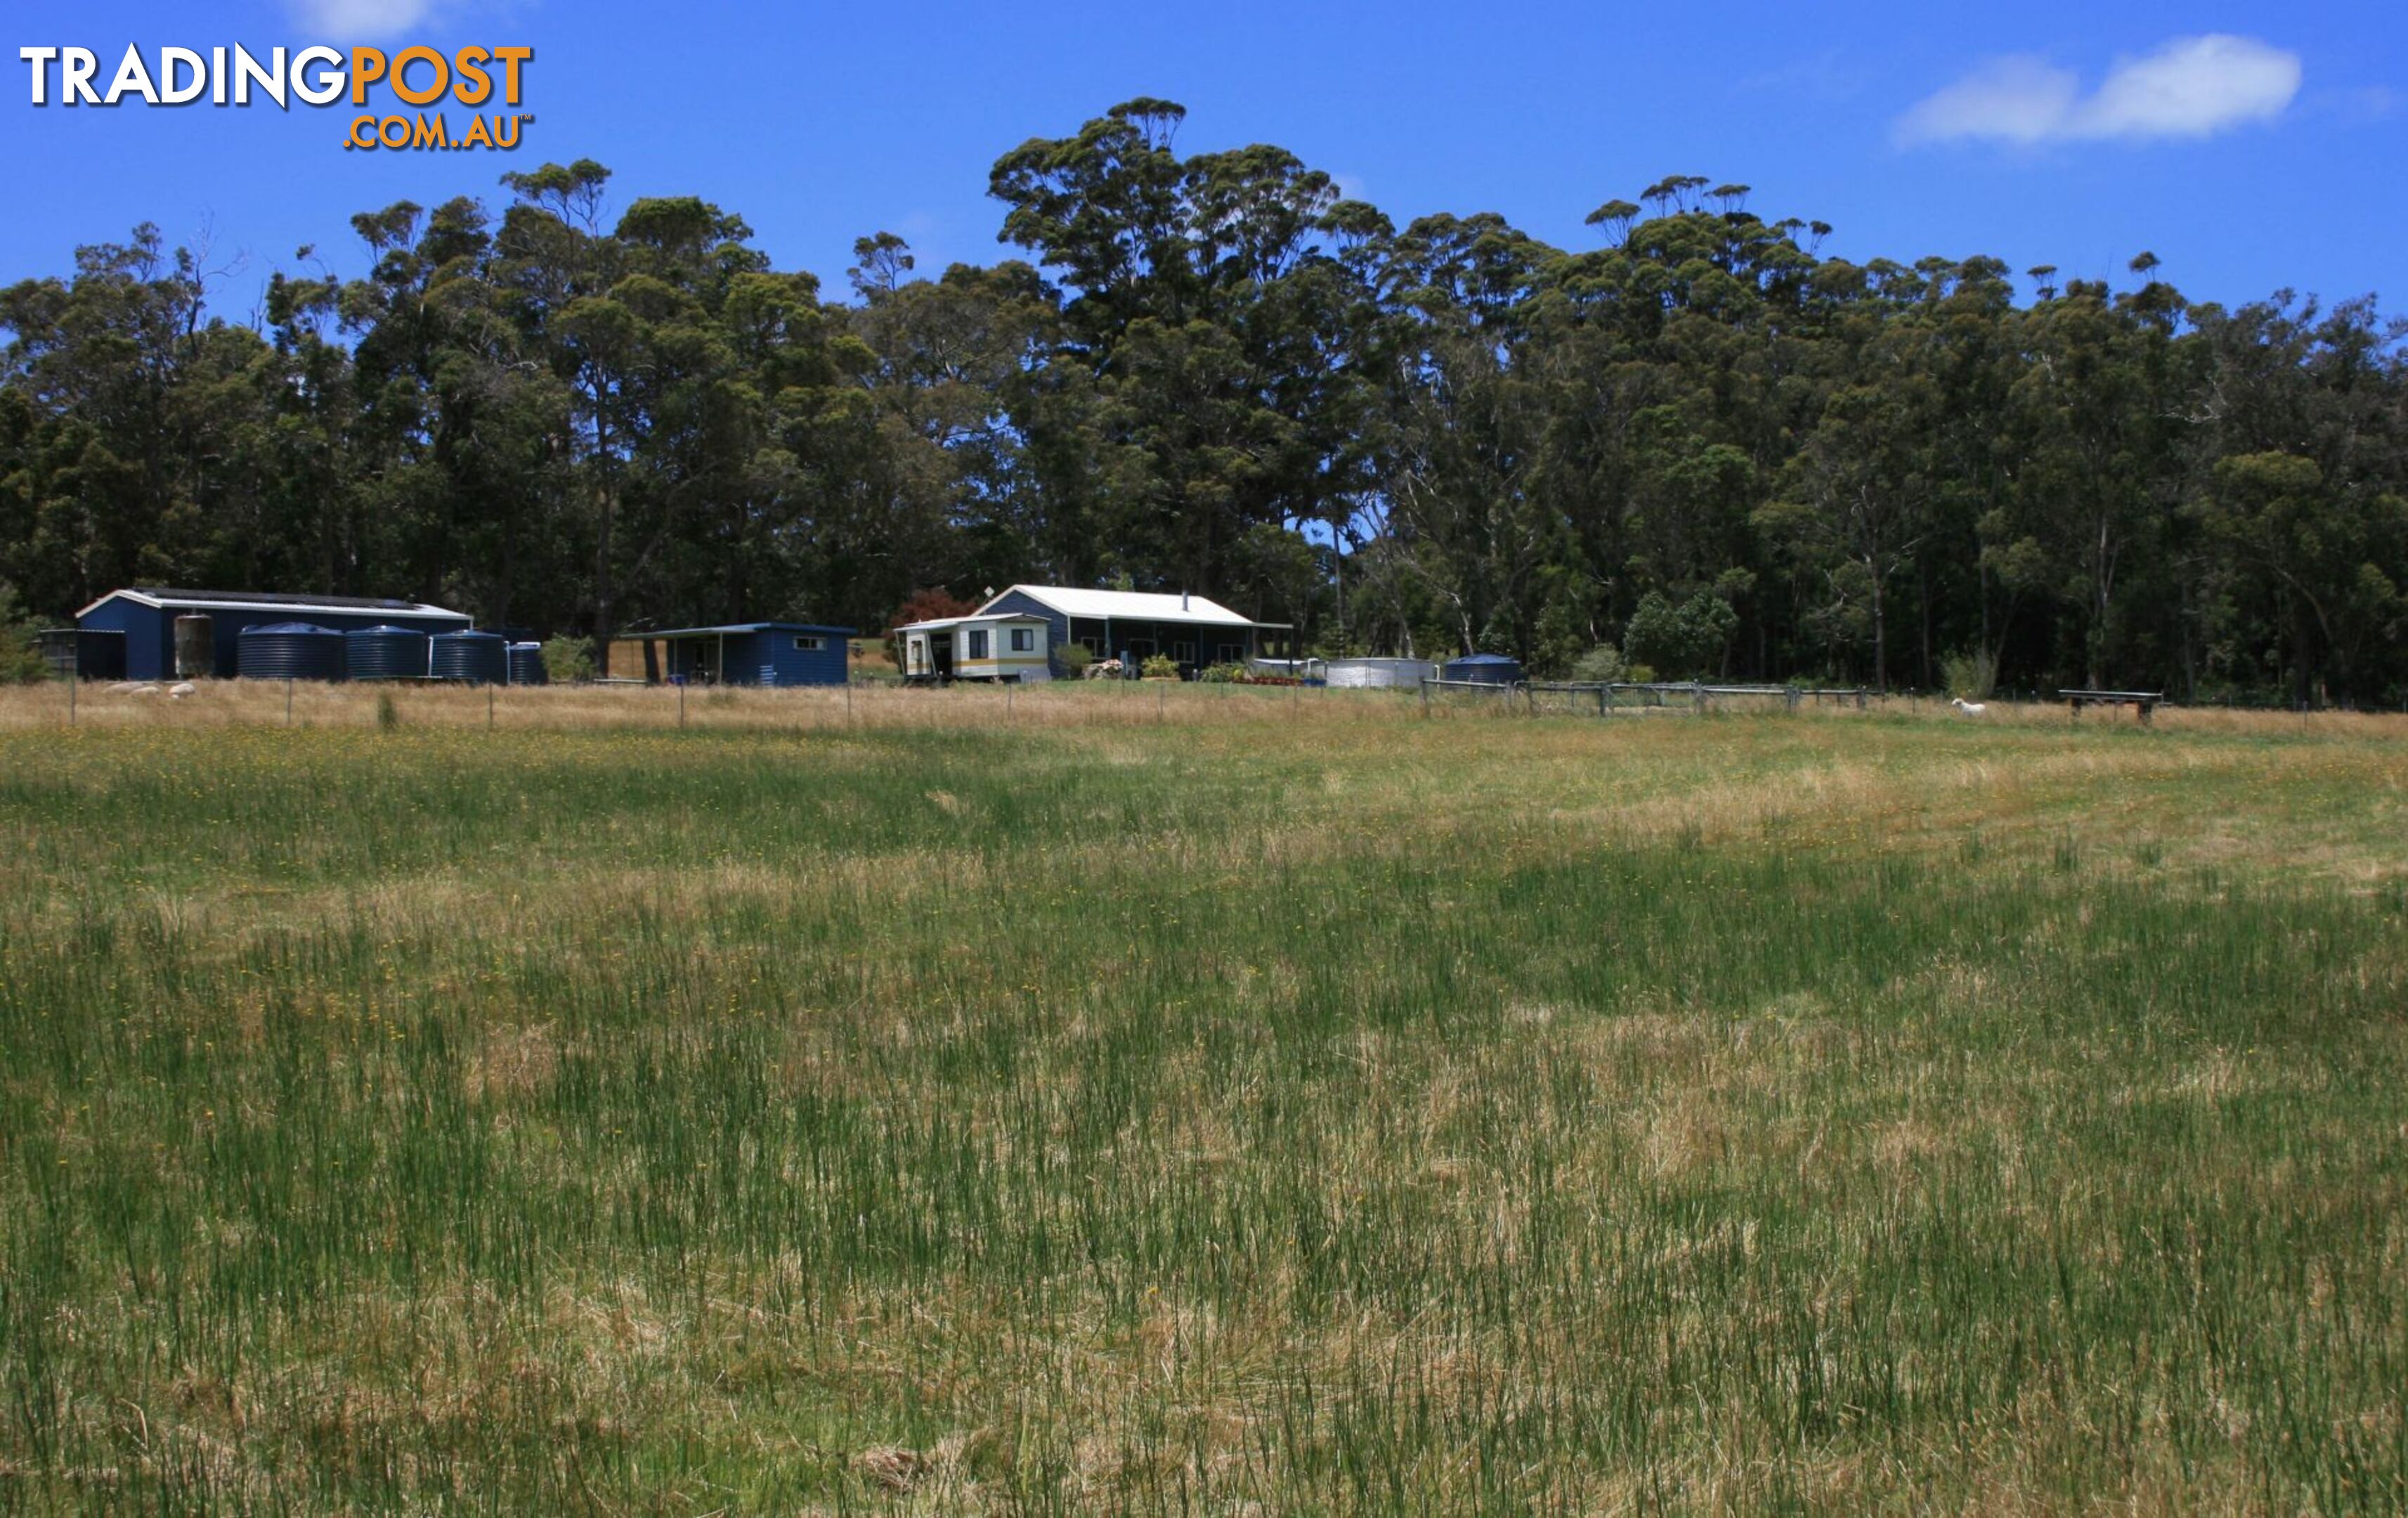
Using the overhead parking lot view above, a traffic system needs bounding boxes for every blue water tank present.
[1443,653,1525,686]
[344,625,431,681]
[430,630,508,685]
[236,622,345,681]
[507,642,548,686]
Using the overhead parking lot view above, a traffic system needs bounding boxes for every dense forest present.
[3,99,2404,701]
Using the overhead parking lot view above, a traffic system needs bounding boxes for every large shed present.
[624,623,857,687]
[74,588,471,681]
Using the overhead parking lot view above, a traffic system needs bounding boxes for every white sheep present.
[169,682,197,699]
[1950,696,1987,717]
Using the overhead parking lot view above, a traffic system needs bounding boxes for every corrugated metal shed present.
[77,588,470,680]
[620,623,857,687]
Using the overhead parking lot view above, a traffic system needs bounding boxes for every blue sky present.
[4,0,2401,314]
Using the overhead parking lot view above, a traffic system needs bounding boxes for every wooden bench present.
[2060,689,2163,724]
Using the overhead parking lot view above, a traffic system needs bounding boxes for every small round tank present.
[174,614,214,679]
[1442,654,1525,686]
[344,625,431,681]
[429,630,508,685]
[506,642,548,686]
[236,622,344,681]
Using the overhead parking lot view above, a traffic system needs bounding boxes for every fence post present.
[1693,680,1705,714]
[68,665,77,727]
[488,683,495,729]
[1785,685,1800,714]
[678,680,686,729]
[286,677,294,725]
[1421,677,1430,716]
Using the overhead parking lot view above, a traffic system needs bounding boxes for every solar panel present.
[136,587,427,612]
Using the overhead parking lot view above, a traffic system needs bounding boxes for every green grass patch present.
[0,711,2402,1510]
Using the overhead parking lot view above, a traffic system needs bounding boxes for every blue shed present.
[76,588,472,681]
[627,623,857,687]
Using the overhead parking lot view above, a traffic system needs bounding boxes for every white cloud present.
[284,0,437,41]
[1898,34,2302,147]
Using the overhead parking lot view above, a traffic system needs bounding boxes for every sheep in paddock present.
[1950,696,1987,717]
[169,682,196,699]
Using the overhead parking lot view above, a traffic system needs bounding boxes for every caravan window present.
[793,635,824,651]
[968,630,989,659]
[1009,627,1034,652]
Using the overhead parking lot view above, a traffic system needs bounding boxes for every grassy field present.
[0,684,2402,1512]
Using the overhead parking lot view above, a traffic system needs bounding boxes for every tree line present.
[4,98,2404,703]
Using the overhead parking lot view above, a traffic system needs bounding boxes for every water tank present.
[506,642,548,686]
[344,625,431,681]
[1442,653,1525,686]
[236,622,345,681]
[1326,657,1437,690]
[429,630,508,685]
[174,614,214,679]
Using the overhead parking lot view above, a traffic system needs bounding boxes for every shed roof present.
[80,587,469,621]
[975,585,1262,628]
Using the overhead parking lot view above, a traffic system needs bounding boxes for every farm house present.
[623,622,857,687]
[72,588,472,681]
[905,585,1293,680]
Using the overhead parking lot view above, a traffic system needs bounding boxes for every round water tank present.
[1442,653,1525,686]
[344,625,431,681]
[506,642,548,686]
[236,622,345,681]
[429,630,508,685]
[174,614,214,680]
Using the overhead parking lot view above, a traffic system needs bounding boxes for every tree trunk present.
[1869,563,1888,695]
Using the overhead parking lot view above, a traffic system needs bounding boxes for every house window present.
[1217,643,1243,663]
[968,630,989,659]
[793,635,824,651]
[1172,641,1195,664]
[1009,627,1034,652]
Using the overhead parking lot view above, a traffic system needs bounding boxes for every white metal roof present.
[77,588,469,621]
[894,611,1051,633]
[977,585,1258,627]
